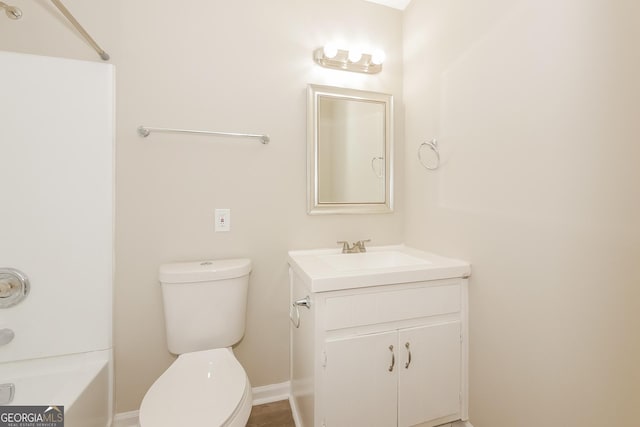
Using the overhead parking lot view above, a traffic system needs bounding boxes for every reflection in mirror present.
[318,97,385,203]
[307,85,393,214]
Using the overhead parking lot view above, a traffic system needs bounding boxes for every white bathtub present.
[0,349,112,427]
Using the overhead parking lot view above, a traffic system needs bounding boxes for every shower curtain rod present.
[50,0,109,61]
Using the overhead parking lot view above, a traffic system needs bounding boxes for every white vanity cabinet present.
[288,246,470,427]
[324,320,462,427]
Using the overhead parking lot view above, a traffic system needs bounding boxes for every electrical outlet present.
[215,209,231,232]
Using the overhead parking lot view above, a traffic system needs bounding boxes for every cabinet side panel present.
[290,269,315,427]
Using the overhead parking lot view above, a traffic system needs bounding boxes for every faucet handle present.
[337,241,351,253]
[356,239,371,252]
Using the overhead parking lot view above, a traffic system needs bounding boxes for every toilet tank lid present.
[159,259,251,284]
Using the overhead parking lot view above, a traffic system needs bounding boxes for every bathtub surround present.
[0,50,114,426]
[0,1,638,426]
[0,51,113,363]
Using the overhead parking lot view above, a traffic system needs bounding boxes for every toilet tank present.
[158,259,251,355]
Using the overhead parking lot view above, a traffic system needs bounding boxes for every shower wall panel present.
[0,51,114,362]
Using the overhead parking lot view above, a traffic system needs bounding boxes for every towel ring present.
[289,303,301,328]
[418,139,440,170]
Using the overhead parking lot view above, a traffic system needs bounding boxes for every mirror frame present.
[307,84,394,215]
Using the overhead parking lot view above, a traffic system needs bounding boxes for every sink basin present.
[288,245,470,292]
[319,251,431,271]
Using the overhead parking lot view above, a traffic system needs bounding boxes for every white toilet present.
[139,259,253,427]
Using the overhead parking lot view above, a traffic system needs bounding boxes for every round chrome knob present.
[0,268,29,308]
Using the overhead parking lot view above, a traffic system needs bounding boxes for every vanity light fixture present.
[313,45,384,74]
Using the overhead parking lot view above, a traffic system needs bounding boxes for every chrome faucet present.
[337,240,371,254]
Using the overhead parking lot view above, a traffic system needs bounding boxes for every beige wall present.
[0,0,403,413]
[403,0,640,426]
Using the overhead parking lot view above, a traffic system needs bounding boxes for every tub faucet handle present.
[0,268,30,308]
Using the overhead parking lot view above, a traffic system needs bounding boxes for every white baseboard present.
[251,381,291,405]
[452,421,474,427]
[112,381,292,426]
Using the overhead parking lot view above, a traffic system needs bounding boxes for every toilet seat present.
[139,348,252,427]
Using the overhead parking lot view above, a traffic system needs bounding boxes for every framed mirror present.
[307,84,393,214]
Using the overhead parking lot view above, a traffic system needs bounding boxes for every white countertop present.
[287,244,471,292]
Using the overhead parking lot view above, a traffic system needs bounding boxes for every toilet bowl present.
[139,348,252,427]
[138,259,253,427]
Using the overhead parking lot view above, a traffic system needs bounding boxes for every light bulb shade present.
[348,50,363,63]
[313,46,383,74]
[371,49,386,65]
[323,44,338,59]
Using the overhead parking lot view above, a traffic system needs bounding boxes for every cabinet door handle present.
[388,345,395,372]
[404,342,412,369]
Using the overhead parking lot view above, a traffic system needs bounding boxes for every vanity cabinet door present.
[323,331,398,427]
[398,321,462,427]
